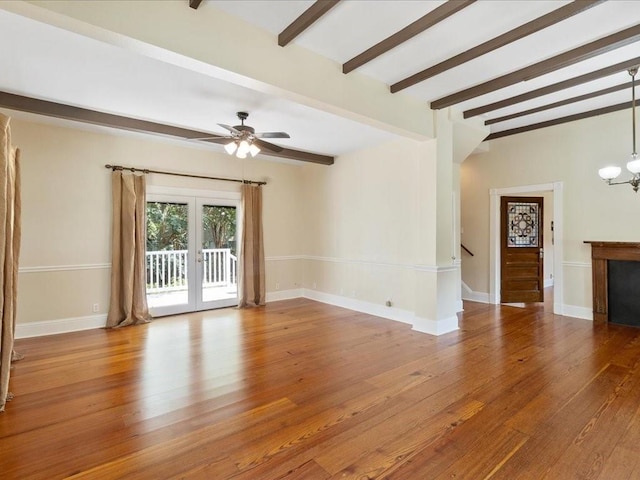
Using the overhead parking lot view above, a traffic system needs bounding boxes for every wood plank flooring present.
[2,297,640,479]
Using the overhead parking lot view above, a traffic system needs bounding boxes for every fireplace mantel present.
[584,241,640,323]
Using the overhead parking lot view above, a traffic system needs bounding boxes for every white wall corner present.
[16,314,107,339]
[452,116,491,165]
[411,315,459,336]
[562,304,593,321]
[461,281,491,304]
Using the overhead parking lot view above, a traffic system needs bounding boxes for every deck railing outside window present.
[146,249,237,293]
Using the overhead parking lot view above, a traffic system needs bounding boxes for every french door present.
[145,193,239,317]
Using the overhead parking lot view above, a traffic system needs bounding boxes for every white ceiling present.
[2,1,640,160]
[212,0,640,129]
[0,6,398,159]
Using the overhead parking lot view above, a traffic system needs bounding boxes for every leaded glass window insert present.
[507,202,538,247]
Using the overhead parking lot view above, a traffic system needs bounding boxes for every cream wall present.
[9,113,306,329]
[11,111,465,337]
[461,109,640,317]
[300,138,425,314]
[298,135,466,336]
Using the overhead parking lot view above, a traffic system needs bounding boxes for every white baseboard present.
[302,289,414,325]
[266,288,304,302]
[461,281,491,304]
[16,314,107,339]
[544,278,555,288]
[562,304,593,321]
[412,315,459,336]
[303,289,459,336]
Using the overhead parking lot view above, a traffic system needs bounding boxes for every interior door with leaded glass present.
[500,196,544,303]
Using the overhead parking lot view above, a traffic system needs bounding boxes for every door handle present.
[540,248,544,258]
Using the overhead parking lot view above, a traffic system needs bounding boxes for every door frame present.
[146,185,241,315]
[489,182,563,315]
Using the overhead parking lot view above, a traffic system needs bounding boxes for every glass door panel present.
[145,196,195,316]
[196,200,238,310]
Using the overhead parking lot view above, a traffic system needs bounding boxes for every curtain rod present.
[104,164,267,186]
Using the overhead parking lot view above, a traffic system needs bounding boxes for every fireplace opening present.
[608,260,640,327]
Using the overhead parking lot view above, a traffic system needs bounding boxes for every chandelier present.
[598,67,640,191]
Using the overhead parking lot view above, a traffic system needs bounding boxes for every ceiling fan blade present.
[254,138,284,153]
[188,134,230,141]
[218,123,241,135]
[199,137,233,145]
[255,131,290,139]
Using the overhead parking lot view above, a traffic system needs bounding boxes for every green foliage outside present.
[146,202,237,255]
[146,202,188,251]
[201,205,237,255]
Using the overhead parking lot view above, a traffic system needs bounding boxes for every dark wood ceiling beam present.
[485,100,631,140]
[390,0,604,93]
[343,0,476,74]
[431,23,640,110]
[278,0,340,47]
[464,56,640,118]
[0,91,334,165]
[189,0,203,10]
[485,81,630,125]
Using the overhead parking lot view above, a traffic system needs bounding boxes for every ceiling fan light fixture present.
[207,113,288,158]
[249,143,260,157]
[224,141,238,155]
[237,140,250,157]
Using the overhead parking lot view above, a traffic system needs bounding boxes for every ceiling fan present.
[193,111,290,158]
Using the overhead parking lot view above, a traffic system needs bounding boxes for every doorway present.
[145,192,239,316]
[500,196,544,303]
[489,182,563,315]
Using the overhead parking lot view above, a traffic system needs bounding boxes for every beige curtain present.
[0,114,22,412]
[106,171,151,328]
[238,184,265,307]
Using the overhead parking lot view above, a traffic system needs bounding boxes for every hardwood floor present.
[2,298,640,479]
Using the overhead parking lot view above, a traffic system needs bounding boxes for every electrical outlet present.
[313,282,317,289]
[92,303,99,313]
[275,283,280,290]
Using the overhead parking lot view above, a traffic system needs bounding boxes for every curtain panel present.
[106,171,151,328]
[238,184,265,307]
[0,113,21,412]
